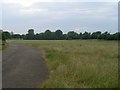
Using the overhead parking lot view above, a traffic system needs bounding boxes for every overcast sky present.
[0,0,119,34]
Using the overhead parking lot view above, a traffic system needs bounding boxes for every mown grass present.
[11,40,118,88]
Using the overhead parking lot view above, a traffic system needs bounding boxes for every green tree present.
[67,31,79,40]
[3,31,11,39]
[55,29,63,40]
[2,32,6,45]
[91,31,101,39]
[27,29,35,40]
[44,30,52,40]
[12,34,22,39]
[113,32,120,40]
[79,32,83,39]
[82,32,91,39]
[51,32,56,40]
[101,32,109,40]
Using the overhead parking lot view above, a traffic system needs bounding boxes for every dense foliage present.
[2,29,120,40]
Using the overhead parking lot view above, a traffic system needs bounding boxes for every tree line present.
[1,29,120,40]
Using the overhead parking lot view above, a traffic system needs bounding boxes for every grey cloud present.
[2,2,118,34]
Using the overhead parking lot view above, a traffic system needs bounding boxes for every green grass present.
[0,40,8,50]
[0,44,8,51]
[10,40,118,88]
[0,40,2,50]
[2,45,7,50]
[0,45,2,50]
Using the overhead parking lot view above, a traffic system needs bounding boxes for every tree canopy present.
[1,29,120,40]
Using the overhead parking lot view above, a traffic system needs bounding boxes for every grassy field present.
[0,40,2,50]
[0,44,7,50]
[0,46,2,50]
[10,40,118,88]
[0,40,7,50]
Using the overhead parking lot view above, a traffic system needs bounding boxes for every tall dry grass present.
[12,40,118,88]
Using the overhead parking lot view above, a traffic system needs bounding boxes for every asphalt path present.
[2,43,49,88]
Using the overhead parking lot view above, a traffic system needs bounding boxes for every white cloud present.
[3,0,119,7]
[0,1,2,28]
[2,1,118,33]
[19,8,48,15]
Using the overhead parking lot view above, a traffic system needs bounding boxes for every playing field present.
[7,40,119,88]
